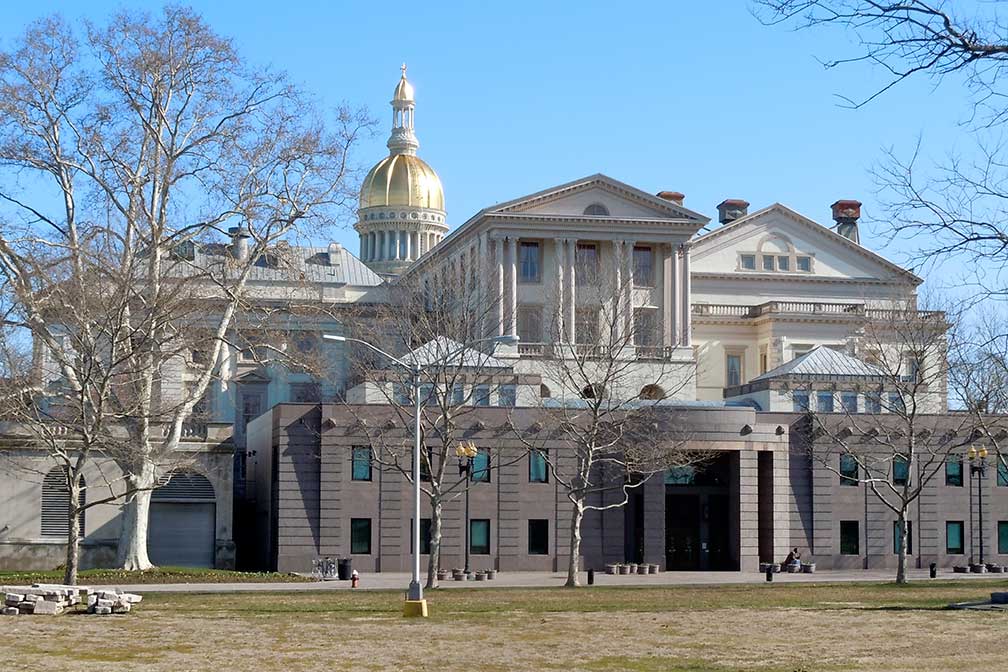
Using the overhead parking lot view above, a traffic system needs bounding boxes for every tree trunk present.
[565,499,585,588]
[116,463,156,570]
[896,511,909,585]
[63,483,82,586]
[425,498,443,589]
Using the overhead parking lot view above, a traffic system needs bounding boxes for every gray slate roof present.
[182,242,383,287]
[751,345,884,382]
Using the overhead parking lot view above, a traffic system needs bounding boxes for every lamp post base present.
[407,580,423,601]
[403,599,429,618]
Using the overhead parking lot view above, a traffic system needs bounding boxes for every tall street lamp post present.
[968,445,989,567]
[323,333,517,615]
[456,440,478,577]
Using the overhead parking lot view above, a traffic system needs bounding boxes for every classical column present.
[553,238,565,342]
[613,241,624,342]
[567,238,577,343]
[681,243,692,346]
[622,239,634,341]
[394,230,402,261]
[495,237,505,337]
[672,245,682,345]
[507,236,518,338]
[662,244,676,347]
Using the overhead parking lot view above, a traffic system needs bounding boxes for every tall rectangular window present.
[777,255,790,271]
[452,384,465,405]
[793,390,810,412]
[471,451,490,482]
[575,308,599,344]
[517,305,542,343]
[420,447,433,481]
[865,391,882,414]
[725,353,743,387]
[817,391,834,413]
[519,242,541,283]
[998,458,1008,487]
[999,521,1008,554]
[893,455,910,486]
[888,391,905,414]
[893,520,913,555]
[840,520,859,555]
[575,243,599,285]
[498,385,516,408]
[470,519,490,555]
[841,391,858,414]
[528,519,549,555]
[762,255,775,271]
[474,385,490,407]
[945,456,963,487]
[530,450,548,483]
[633,308,658,347]
[632,246,654,287]
[410,518,432,555]
[350,518,371,555]
[946,521,965,555]
[351,447,372,481]
[840,454,859,486]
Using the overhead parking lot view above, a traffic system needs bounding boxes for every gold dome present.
[359,153,444,211]
[393,64,414,102]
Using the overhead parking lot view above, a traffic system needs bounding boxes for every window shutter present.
[41,468,85,538]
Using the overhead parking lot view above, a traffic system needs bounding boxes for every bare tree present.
[0,8,371,570]
[515,262,702,587]
[792,297,970,583]
[340,279,525,588]
[753,1,1008,297]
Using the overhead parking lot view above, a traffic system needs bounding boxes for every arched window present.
[640,384,665,400]
[580,383,605,399]
[152,471,216,501]
[41,467,85,538]
[539,384,552,399]
[583,203,609,216]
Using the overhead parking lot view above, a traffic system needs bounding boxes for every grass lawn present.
[0,566,312,585]
[1,580,1006,671]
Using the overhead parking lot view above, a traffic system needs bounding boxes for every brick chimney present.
[830,199,862,244]
[716,199,749,225]
[656,190,685,206]
[229,225,250,262]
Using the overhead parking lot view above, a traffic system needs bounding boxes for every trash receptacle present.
[338,557,352,581]
[929,562,937,579]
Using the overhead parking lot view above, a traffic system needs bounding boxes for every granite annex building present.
[2,67,1006,576]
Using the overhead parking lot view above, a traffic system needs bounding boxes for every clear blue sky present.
[1,1,973,288]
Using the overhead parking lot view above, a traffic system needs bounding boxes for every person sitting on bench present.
[783,548,801,568]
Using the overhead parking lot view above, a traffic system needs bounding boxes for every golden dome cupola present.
[355,65,447,276]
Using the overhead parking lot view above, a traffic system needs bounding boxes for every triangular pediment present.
[690,203,920,285]
[235,369,271,384]
[486,174,709,224]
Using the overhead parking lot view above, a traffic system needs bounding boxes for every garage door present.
[148,472,216,568]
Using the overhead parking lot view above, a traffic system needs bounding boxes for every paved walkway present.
[103,568,1006,593]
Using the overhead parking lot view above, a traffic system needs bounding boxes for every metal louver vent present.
[152,472,215,501]
[40,468,85,538]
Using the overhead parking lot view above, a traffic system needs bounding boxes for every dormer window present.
[583,203,609,216]
[796,255,812,272]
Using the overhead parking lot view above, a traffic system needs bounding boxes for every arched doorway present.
[148,471,216,567]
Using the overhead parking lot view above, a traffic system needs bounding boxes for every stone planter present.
[605,564,619,575]
[770,563,781,573]
[786,562,801,573]
[475,571,487,581]
[486,569,497,580]
[953,565,969,574]
[617,564,630,575]
[987,564,1005,574]
[759,562,771,573]
[636,564,648,575]
[437,570,449,581]
[648,563,659,574]
[801,563,816,574]
[452,570,465,581]
[627,563,638,574]
[970,563,988,574]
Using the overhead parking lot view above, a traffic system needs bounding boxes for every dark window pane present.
[411,518,433,555]
[351,447,372,481]
[519,242,541,283]
[474,386,490,406]
[893,520,913,555]
[817,391,834,413]
[351,518,371,555]
[945,457,963,487]
[946,521,964,554]
[1000,521,1008,555]
[528,519,549,555]
[632,246,653,287]
[470,519,490,555]
[420,447,432,482]
[793,390,810,412]
[893,455,910,486]
[998,460,1008,487]
[726,354,742,387]
[841,392,858,414]
[840,520,859,555]
[530,451,548,483]
[498,385,516,408]
[840,454,858,486]
[472,451,490,483]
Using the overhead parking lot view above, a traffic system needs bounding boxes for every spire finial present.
[401,62,407,77]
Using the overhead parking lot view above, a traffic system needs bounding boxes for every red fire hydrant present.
[351,569,359,589]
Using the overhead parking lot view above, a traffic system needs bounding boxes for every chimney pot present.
[328,241,342,266]
[716,199,749,225]
[657,190,685,206]
[830,199,862,244]
[228,225,250,262]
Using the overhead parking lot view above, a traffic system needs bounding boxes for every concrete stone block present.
[16,602,34,614]
[4,593,23,606]
[94,606,112,615]
[32,600,63,615]
[112,602,132,614]
[96,598,115,609]
[2,607,17,616]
